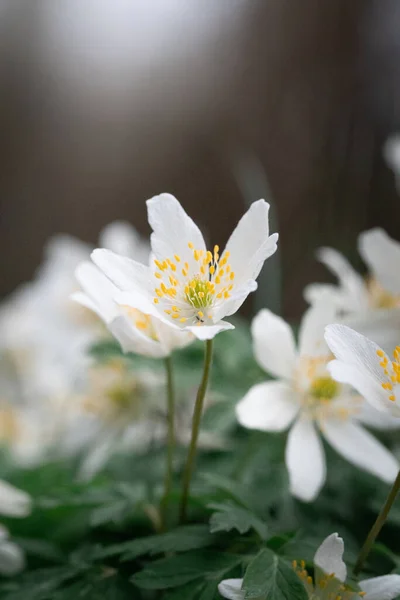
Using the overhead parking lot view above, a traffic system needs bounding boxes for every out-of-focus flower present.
[71,361,225,480]
[305,229,400,313]
[305,229,400,351]
[218,533,400,599]
[0,525,26,577]
[0,221,149,403]
[236,302,398,502]
[73,262,193,358]
[325,324,400,419]
[92,194,278,341]
[0,483,32,576]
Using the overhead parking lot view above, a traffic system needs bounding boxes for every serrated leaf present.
[209,501,268,540]
[243,549,308,600]
[95,524,217,561]
[132,550,243,590]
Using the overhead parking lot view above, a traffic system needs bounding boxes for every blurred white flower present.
[92,193,278,341]
[73,262,193,358]
[236,302,398,502]
[325,324,400,419]
[73,361,225,480]
[305,229,400,313]
[305,228,400,351]
[0,525,26,577]
[0,221,149,402]
[218,532,400,600]
[0,485,31,577]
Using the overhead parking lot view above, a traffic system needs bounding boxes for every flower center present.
[310,376,339,401]
[152,243,236,326]
[292,560,366,599]
[185,277,214,309]
[376,346,400,402]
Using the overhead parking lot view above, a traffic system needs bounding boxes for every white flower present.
[0,221,150,401]
[72,261,193,358]
[218,532,400,600]
[91,194,278,341]
[0,525,25,577]
[305,229,400,314]
[325,324,400,419]
[304,229,400,354]
[236,303,398,502]
[0,483,31,576]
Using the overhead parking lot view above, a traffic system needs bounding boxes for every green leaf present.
[209,501,268,540]
[132,550,243,590]
[242,549,308,600]
[201,473,256,511]
[95,524,217,560]
[0,565,83,600]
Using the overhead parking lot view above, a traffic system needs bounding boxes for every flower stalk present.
[179,339,213,523]
[354,468,400,575]
[160,355,175,531]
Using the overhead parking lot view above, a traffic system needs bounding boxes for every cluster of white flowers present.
[2,189,400,594]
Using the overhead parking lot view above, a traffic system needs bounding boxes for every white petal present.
[146,193,206,270]
[152,319,194,354]
[71,291,101,317]
[360,574,400,600]
[321,420,398,483]
[186,321,235,340]
[114,290,165,323]
[218,579,245,600]
[212,280,257,322]
[250,309,297,379]
[344,309,400,354]
[0,481,31,517]
[224,200,278,290]
[298,300,337,359]
[236,381,299,432]
[314,533,346,582]
[285,417,326,502]
[74,261,119,323]
[99,221,150,264]
[0,541,25,576]
[328,360,398,416]
[108,316,167,358]
[304,283,350,309]
[316,247,368,311]
[91,249,151,292]
[359,228,400,295]
[325,324,400,416]
[356,401,400,430]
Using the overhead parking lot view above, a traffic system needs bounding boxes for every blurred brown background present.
[0,0,399,318]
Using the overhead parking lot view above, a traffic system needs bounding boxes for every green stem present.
[354,468,400,575]
[160,355,175,531]
[179,339,214,523]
